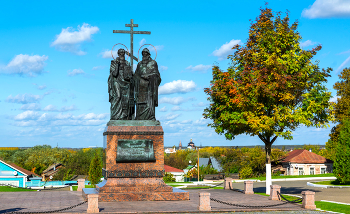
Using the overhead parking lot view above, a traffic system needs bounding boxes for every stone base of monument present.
[83,178,189,201]
[82,120,189,202]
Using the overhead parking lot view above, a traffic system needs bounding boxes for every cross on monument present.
[113,19,151,71]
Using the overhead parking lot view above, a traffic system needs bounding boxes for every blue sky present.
[1,0,350,148]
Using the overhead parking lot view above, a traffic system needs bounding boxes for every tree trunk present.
[265,142,272,194]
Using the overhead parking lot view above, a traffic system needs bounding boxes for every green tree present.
[88,151,103,186]
[326,68,350,161]
[333,118,350,184]
[204,6,333,194]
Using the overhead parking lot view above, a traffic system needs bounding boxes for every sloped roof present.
[199,158,210,167]
[0,158,39,177]
[281,149,333,164]
[164,165,184,173]
[210,156,223,172]
[42,163,63,174]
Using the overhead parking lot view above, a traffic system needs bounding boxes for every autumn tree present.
[326,68,350,161]
[204,6,333,194]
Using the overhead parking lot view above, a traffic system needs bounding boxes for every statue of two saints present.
[108,48,161,121]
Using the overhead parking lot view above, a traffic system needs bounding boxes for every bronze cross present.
[113,19,151,71]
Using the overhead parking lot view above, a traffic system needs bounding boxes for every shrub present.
[163,172,176,182]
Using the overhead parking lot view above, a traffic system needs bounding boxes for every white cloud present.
[12,111,108,127]
[300,40,317,48]
[159,106,168,112]
[139,38,146,46]
[192,102,208,107]
[212,39,241,60]
[6,94,42,104]
[159,97,195,105]
[159,66,168,71]
[161,113,181,121]
[100,49,118,59]
[51,23,99,55]
[193,118,208,126]
[43,105,57,111]
[330,96,340,103]
[153,45,164,52]
[14,111,40,120]
[68,68,85,76]
[336,55,350,73]
[20,103,41,111]
[302,0,350,18]
[1,54,48,77]
[159,80,196,95]
[32,83,47,90]
[171,106,181,111]
[92,66,105,70]
[338,49,350,55]
[186,64,211,73]
[43,104,78,112]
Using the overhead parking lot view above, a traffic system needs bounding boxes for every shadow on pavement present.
[254,186,321,194]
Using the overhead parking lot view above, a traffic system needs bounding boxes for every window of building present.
[298,167,304,175]
[321,167,326,174]
[310,167,315,175]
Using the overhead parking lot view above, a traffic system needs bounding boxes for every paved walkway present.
[0,189,318,214]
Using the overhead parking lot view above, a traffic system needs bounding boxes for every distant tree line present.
[0,145,103,181]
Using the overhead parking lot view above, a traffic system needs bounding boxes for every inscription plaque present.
[116,139,155,162]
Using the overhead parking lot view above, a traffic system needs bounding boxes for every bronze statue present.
[108,48,134,120]
[133,48,161,120]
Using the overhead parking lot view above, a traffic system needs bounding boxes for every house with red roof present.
[281,149,333,176]
[164,165,184,182]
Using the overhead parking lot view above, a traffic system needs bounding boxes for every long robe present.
[108,58,134,120]
[134,57,161,120]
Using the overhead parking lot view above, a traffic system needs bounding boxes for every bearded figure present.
[133,48,161,120]
[108,48,134,120]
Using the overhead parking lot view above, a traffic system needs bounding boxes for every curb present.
[307,181,350,188]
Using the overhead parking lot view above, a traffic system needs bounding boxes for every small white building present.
[164,165,184,182]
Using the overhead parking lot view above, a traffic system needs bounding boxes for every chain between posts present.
[209,191,303,208]
[277,191,303,203]
[5,200,87,214]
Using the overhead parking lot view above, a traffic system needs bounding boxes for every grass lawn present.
[71,185,95,191]
[314,179,350,186]
[0,186,37,192]
[315,201,350,214]
[255,192,301,203]
[255,192,350,213]
[250,173,334,181]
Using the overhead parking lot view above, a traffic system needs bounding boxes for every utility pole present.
[197,147,200,182]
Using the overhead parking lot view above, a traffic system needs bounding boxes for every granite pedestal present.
[83,120,189,202]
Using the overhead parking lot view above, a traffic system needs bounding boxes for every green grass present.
[0,186,37,192]
[255,192,301,203]
[314,179,350,186]
[71,185,95,191]
[255,192,350,213]
[315,201,350,214]
[250,173,334,181]
[167,184,184,187]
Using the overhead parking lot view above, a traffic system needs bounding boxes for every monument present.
[83,19,189,202]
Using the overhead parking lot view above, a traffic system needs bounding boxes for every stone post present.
[224,177,232,190]
[244,181,254,194]
[87,194,99,213]
[77,179,85,192]
[302,191,316,209]
[269,185,281,200]
[198,192,211,211]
